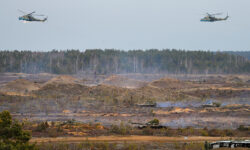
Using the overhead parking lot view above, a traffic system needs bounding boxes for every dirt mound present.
[88,84,131,98]
[202,75,227,84]
[133,77,195,101]
[34,82,89,98]
[102,75,147,89]
[33,75,132,99]
[226,76,243,83]
[148,77,192,89]
[45,75,81,85]
[32,75,90,98]
[0,79,40,93]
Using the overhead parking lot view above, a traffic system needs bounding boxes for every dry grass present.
[30,136,244,143]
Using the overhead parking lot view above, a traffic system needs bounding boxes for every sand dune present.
[0,79,40,93]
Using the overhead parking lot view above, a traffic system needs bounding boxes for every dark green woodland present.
[226,51,250,60]
[0,49,249,74]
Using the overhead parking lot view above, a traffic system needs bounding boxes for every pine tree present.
[0,111,37,150]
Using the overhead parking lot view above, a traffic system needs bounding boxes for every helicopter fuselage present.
[200,15,228,22]
[19,15,47,22]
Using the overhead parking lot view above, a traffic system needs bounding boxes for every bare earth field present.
[0,73,249,149]
[0,73,249,129]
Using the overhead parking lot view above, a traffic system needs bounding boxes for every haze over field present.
[1,0,250,51]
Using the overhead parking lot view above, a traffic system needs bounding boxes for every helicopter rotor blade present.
[18,9,27,14]
[205,13,223,17]
[33,14,45,16]
[206,13,212,17]
[211,13,223,16]
[18,10,36,16]
[28,11,36,15]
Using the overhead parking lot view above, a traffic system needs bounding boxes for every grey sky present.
[0,0,250,51]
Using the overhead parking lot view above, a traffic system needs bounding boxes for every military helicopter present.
[18,10,47,22]
[200,13,229,22]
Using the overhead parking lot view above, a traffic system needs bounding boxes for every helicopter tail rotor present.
[42,17,48,22]
[224,13,229,20]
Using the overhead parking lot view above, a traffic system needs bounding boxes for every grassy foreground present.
[31,136,247,143]
[32,136,249,150]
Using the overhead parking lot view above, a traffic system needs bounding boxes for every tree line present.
[226,51,250,60]
[0,49,249,74]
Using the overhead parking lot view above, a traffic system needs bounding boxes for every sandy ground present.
[30,136,248,143]
[1,73,250,129]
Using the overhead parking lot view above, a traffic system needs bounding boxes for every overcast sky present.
[0,0,250,51]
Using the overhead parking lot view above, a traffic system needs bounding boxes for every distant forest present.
[225,51,250,60]
[0,49,250,74]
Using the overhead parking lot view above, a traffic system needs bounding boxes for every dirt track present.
[30,136,248,143]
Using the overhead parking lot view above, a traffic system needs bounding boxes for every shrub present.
[208,129,224,137]
[238,125,249,131]
[110,122,130,135]
[147,118,159,125]
[213,102,221,107]
[35,121,49,132]
[0,110,36,150]
[200,130,209,136]
[110,124,120,134]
